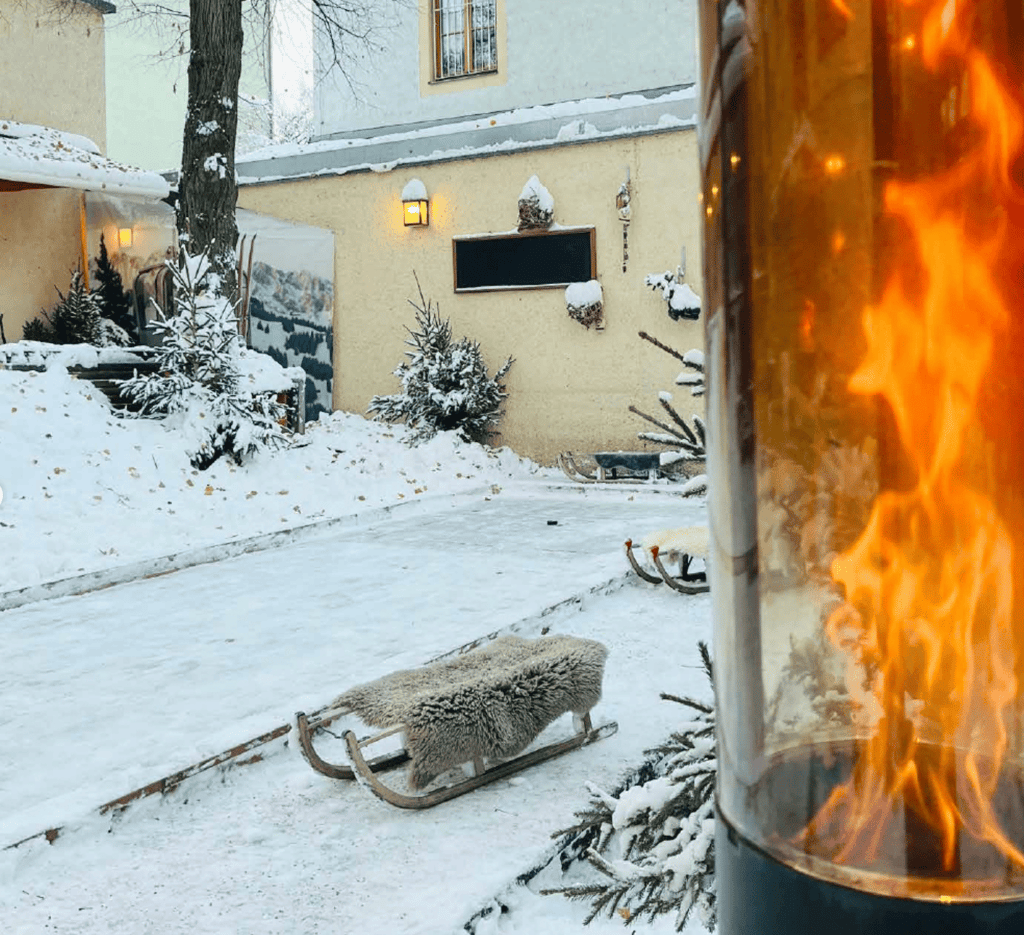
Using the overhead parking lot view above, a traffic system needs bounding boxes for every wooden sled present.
[625,525,710,594]
[296,635,618,809]
[558,451,662,484]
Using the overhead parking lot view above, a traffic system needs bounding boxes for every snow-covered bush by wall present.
[247,260,333,424]
[22,270,131,347]
[368,282,514,445]
[120,252,292,470]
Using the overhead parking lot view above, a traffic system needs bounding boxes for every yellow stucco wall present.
[238,130,703,463]
[0,2,107,148]
[0,190,85,341]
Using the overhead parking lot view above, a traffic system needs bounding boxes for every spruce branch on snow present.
[542,641,717,931]
[368,277,513,446]
[119,251,288,470]
[632,331,706,488]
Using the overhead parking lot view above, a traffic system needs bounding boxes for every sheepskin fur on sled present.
[333,635,608,789]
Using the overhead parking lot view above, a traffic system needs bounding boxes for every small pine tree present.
[368,280,513,445]
[543,642,717,932]
[94,233,138,343]
[22,269,130,346]
[119,251,289,470]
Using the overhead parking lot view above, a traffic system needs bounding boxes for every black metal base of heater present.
[717,807,1024,935]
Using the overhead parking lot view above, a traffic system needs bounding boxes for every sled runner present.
[296,634,617,809]
[557,450,662,484]
[625,526,710,594]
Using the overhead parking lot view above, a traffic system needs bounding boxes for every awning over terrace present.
[0,120,170,200]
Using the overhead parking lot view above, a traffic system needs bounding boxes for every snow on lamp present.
[402,178,429,227]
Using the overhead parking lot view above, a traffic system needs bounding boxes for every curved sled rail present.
[296,711,409,780]
[557,452,598,484]
[625,539,663,584]
[343,715,618,809]
[651,546,710,594]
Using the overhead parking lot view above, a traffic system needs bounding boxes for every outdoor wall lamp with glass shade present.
[402,178,429,226]
[118,227,134,248]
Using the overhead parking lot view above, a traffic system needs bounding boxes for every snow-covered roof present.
[0,120,170,200]
[237,85,697,186]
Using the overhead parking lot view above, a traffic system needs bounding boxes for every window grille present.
[433,0,497,80]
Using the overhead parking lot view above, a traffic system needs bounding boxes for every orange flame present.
[802,0,1024,881]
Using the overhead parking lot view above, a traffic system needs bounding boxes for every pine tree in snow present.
[368,281,514,445]
[94,234,138,343]
[119,252,288,470]
[543,642,717,932]
[21,270,129,346]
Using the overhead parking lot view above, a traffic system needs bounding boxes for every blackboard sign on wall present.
[453,227,596,292]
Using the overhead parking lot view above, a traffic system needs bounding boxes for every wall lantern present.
[401,178,429,227]
[117,227,134,248]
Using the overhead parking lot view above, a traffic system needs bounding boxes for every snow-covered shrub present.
[21,270,130,346]
[119,252,289,470]
[630,333,706,489]
[368,282,514,446]
[518,174,554,230]
[565,280,604,330]
[645,271,702,321]
[543,642,717,931]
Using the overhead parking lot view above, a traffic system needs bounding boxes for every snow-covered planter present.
[645,271,702,321]
[518,174,554,231]
[565,280,604,330]
[368,281,514,445]
[119,251,291,470]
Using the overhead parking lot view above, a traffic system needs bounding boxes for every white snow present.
[0,119,170,199]
[400,176,428,200]
[669,282,702,313]
[565,279,602,308]
[203,153,228,179]
[0,359,712,935]
[520,174,554,211]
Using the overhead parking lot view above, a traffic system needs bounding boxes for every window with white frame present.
[433,0,497,80]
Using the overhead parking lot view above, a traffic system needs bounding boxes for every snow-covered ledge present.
[0,120,170,200]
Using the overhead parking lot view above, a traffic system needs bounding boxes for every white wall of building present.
[104,2,278,173]
[314,0,696,138]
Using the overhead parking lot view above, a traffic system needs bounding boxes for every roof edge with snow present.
[236,84,698,188]
[78,0,117,13]
[0,120,169,200]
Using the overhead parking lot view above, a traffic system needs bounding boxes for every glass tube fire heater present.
[699,1,1024,931]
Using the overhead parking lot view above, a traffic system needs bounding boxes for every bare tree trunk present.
[177,0,243,298]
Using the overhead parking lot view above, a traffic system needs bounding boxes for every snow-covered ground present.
[0,358,712,934]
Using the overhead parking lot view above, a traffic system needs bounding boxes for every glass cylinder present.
[699,0,1024,925]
